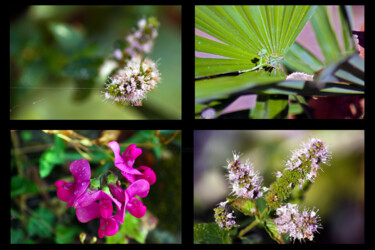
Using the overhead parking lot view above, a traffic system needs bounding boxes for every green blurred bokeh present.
[10,6,181,119]
[194,130,364,243]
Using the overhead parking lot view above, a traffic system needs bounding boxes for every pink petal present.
[75,190,122,212]
[135,166,157,185]
[98,218,119,238]
[55,180,74,202]
[109,141,142,175]
[76,202,101,223]
[127,197,147,218]
[69,159,91,183]
[99,200,113,218]
[122,144,142,162]
[114,191,129,224]
[108,183,125,203]
[126,179,150,198]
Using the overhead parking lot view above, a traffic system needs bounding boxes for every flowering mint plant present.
[196,138,330,244]
[102,17,161,106]
[55,142,156,239]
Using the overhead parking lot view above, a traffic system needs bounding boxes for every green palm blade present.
[195,5,317,78]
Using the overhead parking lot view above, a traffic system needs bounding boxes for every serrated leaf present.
[227,198,256,216]
[194,223,231,244]
[263,220,284,244]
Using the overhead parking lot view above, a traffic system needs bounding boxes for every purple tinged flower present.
[274,203,322,242]
[109,179,150,224]
[226,151,265,199]
[284,138,330,183]
[214,201,237,230]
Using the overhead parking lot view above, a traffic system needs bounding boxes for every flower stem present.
[238,219,260,238]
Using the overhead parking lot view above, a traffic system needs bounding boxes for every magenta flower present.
[109,179,150,223]
[55,159,91,207]
[108,141,157,185]
[108,141,143,176]
[55,145,156,239]
[75,190,123,238]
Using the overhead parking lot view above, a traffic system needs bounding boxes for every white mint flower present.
[285,138,330,183]
[214,201,237,230]
[226,151,264,199]
[275,203,322,242]
[102,55,161,106]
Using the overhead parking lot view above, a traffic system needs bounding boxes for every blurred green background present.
[10,6,181,119]
[11,130,181,243]
[194,130,364,243]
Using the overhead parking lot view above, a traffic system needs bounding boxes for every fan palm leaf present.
[195,5,317,78]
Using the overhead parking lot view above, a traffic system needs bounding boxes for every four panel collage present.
[10,5,365,245]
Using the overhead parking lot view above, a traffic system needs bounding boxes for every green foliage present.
[26,207,55,238]
[126,130,161,159]
[194,223,231,244]
[11,176,38,198]
[55,223,81,244]
[39,135,66,178]
[10,6,182,120]
[195,5,364,119]
[227,198,256,216]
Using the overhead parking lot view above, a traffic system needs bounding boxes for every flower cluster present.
[274,203,322,242]
[266,138,330,209]
[124,17,159,57]
[55,142,156,238]
[104,17,161,106]
[213,201,237,230]
[226,151,265,199]
[285,138,330,183]
[103,55,161,106]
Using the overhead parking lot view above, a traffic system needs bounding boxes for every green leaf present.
[196,70,285,103]
[195,6,317,77]
[26,207,55,238]
[61,57,103,80]
[48,22,84,54]
[262,220,284,244]
[283,42,324,74]
[310,6,342,64]
[55,223,81,244]
[249,95,289,119]
[11,228,25,244]
[194,223,231,244]
[39,135,66,178]
[227,198,256,216]
[11,176,39,198]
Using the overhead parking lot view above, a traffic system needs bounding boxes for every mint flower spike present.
[125,17,159,57]
[226,151,265,199]
[214,201,237,230]
[274,203,322,243]
[103,55,161,106]
[285,138,331,183]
